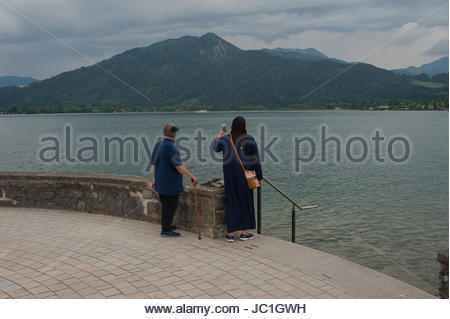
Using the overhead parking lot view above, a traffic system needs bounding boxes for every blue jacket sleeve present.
[170,146,182,167]
[214,136,226,152]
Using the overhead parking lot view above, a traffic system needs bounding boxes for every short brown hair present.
[163,123,179,137]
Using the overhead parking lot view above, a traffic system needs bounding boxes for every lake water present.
[0,111,448,295]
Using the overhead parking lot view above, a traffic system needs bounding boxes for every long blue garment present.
[214,134,263,233]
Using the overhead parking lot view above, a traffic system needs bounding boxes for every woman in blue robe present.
[214,116,263,242]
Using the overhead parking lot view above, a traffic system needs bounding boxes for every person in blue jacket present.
[214,116,263,242]
[151,123,198,237]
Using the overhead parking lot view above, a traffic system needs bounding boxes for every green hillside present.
[411,79,446,88]
[0,33,447,113]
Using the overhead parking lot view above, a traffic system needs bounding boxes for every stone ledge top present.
[0,171,220,194]
[0,171,152,183]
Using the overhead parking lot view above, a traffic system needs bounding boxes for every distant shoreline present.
[0,109,447,116]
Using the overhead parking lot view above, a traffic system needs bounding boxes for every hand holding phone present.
[217,124,226,138]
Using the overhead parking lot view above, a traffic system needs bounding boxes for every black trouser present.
[159,194,180,232]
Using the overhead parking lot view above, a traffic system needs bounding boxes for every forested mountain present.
[0,33,447,112]
[0,76,37,88]
[392,57,449,76]
[262,47,347,64]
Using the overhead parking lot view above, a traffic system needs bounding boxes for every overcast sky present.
[0,0,448,79]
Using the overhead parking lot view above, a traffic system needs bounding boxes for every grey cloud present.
[0,0,448,79]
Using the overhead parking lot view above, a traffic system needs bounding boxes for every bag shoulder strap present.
[229,134,246,173]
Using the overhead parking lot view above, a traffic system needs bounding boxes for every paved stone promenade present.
[0,208,433,299]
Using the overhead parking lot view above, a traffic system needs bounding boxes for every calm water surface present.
[0,111,448,294]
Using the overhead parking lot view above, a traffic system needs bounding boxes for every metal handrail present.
[262,177,318,212]
[256,176,318,243]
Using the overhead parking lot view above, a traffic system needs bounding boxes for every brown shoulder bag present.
[230,134,260,189]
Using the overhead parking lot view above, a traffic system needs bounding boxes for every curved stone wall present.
[0,172,226,238]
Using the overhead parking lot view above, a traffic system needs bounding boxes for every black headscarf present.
[231,116,249,146]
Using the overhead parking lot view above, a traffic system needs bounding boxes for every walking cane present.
[193,182,201,240]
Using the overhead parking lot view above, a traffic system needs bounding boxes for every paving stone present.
[228,289,247,298]
[0,207,362,300]
[9,288,29,298]
[139,284,159,294]
[85,293,107,299]
[55,289,82,298]
[196,282,214,290]
[36,291,56,298]
[125,292,148,299]
[28,286,50,295]
[203,287,225,296]
[99,288,121,297]
[77,287,98,297]
[119,286,138,295]
[213,293,233,299]
[166,289,187,298]
[185,288,204,297]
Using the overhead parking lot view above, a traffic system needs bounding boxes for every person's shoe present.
[161,230,181,237]
[240,233,254,240]
[225,235,234,242]
[170,225,177,231]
